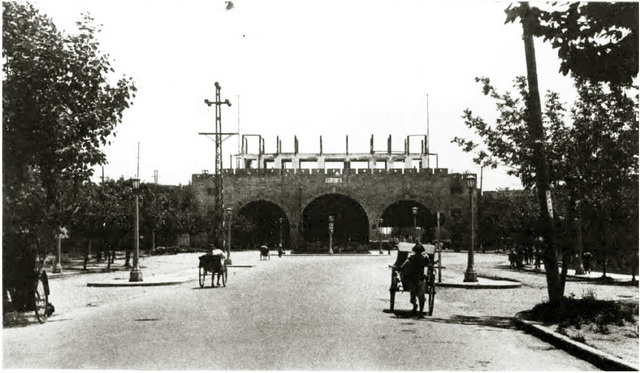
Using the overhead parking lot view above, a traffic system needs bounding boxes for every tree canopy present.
[3,2,136,244]
[506,2,638,86]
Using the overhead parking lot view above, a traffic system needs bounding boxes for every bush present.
[528,291,638,329]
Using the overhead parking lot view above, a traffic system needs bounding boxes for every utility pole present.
[521,2,560,301]
[202,82,234,248]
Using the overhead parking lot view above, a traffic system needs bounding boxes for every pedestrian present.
[583,251,592,274]
[277,243,284,258]
[400,242,427,318]
[508,249,517,269]
[534,248,541,271]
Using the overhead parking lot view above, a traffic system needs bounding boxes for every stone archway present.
[381,200,436,243]
[302,193,369,245]
[234,200,290,249]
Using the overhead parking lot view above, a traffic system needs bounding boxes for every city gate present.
[192,134,478,249]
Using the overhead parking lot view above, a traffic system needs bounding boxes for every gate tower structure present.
[192,134,477,251]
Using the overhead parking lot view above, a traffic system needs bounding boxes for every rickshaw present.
[3,237,53,324]
[198,254,227,288]
[259,245,270,261]
[389,242,437,316]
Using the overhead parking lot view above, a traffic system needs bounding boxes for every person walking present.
[277,243,284,258]
[400,243,427,318]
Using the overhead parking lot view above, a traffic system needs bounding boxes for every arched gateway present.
[192,135,478,249]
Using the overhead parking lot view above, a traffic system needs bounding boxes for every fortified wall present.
[192,134,478,248]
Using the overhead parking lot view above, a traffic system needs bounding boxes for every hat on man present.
[412,243,425,253]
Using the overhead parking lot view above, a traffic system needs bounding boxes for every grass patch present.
[527,290,638,332]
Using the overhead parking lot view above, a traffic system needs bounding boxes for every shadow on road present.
[383,310,515,329]
[190,286,227,290]
[426,315,516,329]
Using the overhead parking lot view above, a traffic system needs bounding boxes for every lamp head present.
[412,206,418,215]
[466,174,477,189]
[132,178,140,190]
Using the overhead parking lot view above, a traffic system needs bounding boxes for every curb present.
[87,277,190,287]
[513,317,639,371]
[437,280,521,289]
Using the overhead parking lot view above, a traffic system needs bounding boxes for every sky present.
[32,0,578,191]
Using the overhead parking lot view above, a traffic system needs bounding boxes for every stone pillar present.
[368,158,376,169]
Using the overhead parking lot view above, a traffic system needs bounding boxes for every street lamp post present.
[279,217,283,248]
[464,174,478,282]
[225,208,233,265]
[378,218,384,254]
[53,229,63,273]
[129,178,143,282]
[328,216,334,255]
[412,206,418,242]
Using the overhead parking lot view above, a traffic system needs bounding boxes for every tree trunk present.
[573,208,585,275]
[83,238,91,270]
[521,2,562,302]
[125,247,131,268]
[152,229,156,255]
[603,217,610,278]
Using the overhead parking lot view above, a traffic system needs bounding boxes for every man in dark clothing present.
[583,251,593,274]
[401,243,427,318]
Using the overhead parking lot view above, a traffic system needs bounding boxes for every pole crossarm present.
[204,99,232,107]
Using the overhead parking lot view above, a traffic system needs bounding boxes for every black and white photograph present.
[3,0,638,370]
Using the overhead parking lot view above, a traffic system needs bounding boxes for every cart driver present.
[209,244,226,258]
[208,244,226,286]
[400,242,427,318]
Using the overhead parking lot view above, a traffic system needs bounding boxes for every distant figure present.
[508,250,517,269]
[583,251,593,274]
[277,243,284,258]
[259,244,270,261]
[534,248,542,271]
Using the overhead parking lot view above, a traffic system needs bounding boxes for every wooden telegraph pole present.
[520,2,561,301]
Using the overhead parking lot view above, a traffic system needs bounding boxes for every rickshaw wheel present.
[221,267,227,287]
[427,276,435,316]
[389,273,398,311]
[198,267,205,288]
[34,278,48,323]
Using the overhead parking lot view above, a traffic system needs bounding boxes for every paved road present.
[3,251,603,370]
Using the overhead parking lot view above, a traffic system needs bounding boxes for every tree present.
[3,2,136,258]
[480,190,540,249]
[455,75,638,295]
[506,2,638,87]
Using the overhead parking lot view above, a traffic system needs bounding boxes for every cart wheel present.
[389,273,398,311]
[198,267,205,288]
[222,267,227,287]
[427,275,435,316]
[34,278,48,323]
